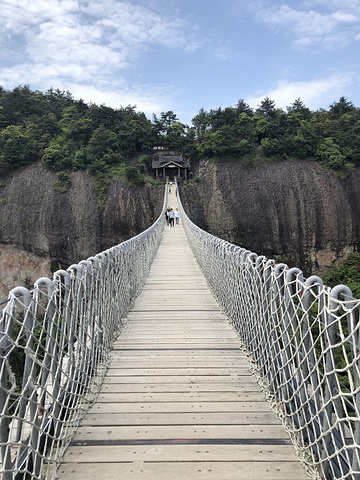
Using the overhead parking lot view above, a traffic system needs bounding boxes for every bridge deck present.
[57,191,308,480]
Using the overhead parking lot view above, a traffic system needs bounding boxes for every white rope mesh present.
[0,188,167,480]
[1,181,360,480]
[178,188,360,480]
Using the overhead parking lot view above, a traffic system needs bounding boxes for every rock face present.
[180,159,360,275]
[0,164,163,297]
[1,160,359,297]
[0,245,52,298]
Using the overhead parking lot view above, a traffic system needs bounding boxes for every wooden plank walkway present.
[57,191,309,480]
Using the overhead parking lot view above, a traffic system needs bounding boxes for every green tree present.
[256,97,277,119]
[0,85,36,126]
[87,104,120,130]
[282,116,318,158]
[192,108,209,139]
[235,99,253,116]
[86,126,121,166]
[254,116,271,143]
[59,105,92,143]
[160,111,178,130]
[53,171,71,192]
[152,111,178,140]
[42,142,67,170]
[315,137,346,170]
[329,96,355,119]
[125,165,145,186]
[323,253,360,299]
[236,113,256,142]
[286,98,311,119]
[254,98,286,146]
[0,125,32,171]
[44,88,75,119]
[207,107,238,131]
[198,130,220,156]
[182,127,198,157]
[167,121,187,150]
[123,116,153,152]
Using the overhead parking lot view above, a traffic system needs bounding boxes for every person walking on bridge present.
[175,208,180,225]
[168,208,175,227]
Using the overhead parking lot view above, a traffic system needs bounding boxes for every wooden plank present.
[105,368,251,375]
[129,307,224,311]
[57,462,308,480]
[116,336,239,341]
[73,424,293,441]
[126,316,228,319]
[62,444,302,463]
[120,329,234,333]
[102,375,254,384]
[81,412,280,426]
[117,331,237,336]
[110,350,245,356]
[113,343,241,348]
[125,317,228,321]
[56,190,308,480]
[100,383,263,393]
[107,363,250,370]
[109,351,245,357]
[96,392,268,403]
[88,401,271,413]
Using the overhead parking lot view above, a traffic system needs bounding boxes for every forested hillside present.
[0,86,194,190]
[1,85,360,181]
[0,85,359,297]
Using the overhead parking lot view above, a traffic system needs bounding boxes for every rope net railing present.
[178,188,360,480]
[0,187,167,480]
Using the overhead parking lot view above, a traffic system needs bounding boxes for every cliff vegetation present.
[1,86,360,181]
[0,85,359,298]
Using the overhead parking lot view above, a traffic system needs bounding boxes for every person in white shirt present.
[174,208,180,225]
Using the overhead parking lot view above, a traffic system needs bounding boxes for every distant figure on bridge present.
[168,208,175,227]
[169,181,172,193]
[175,208,180,225]
[165,208,170,226]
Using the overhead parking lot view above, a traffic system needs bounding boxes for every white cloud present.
[300,0,360,10]
[65,81,175,116]
[332,10,358,22]
[0,0,201,115]
[0,0,78,32]
[254,2,360,49]
[245,73,355,110]
[259,6,336,36]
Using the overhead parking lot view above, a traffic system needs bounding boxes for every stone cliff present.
[0,164,163,297]
[180,159,360,275]
[1,160,359,297]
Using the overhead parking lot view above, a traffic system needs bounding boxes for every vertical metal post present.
[0,304,14,480]
[322,285,353,478]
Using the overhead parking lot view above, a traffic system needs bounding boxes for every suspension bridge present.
[0,184,359,480]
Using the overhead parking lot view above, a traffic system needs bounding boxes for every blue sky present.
[1,0,360,124]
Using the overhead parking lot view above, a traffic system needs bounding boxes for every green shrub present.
[53,171,71,192]
[323,253,360,299]
[125,166,145,186]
